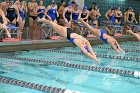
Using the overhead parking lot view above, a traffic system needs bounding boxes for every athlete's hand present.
[0,24,7,29]
[37,19,43,22]
[79,18,83,22]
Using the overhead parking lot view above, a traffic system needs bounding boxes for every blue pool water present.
[0,41,140,93]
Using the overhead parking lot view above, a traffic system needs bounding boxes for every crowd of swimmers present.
[0,0,140,62]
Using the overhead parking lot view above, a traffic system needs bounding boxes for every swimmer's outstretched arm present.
[85,41,96,56]
[78,43,99,62]
[108,38,123,53]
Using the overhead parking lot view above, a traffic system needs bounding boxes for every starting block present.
[0,24,21,42]
[86,34,97,38]
[114,33,123,36]
[2,38,20,42]
[50,36,63,40]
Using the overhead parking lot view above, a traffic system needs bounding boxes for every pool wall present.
[0,36,137,53]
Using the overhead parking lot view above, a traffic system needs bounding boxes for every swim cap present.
[9,0,14,3]
[75,4,78,7]
[68,2,72,6]
[128,7,132,10]
[83,6,87,11]
[111,6,115,10]
[52,0,56,4]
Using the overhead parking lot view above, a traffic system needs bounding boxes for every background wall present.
[85,0,140,25]
[1,0,139,26]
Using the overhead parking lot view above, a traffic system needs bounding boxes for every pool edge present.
[0,36,137,53]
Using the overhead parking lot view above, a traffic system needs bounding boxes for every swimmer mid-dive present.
[38,17,99,62]
[126,29,140,41]
[79,18,124,53]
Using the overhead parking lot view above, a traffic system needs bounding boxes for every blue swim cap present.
[52,0,56,4]
[75,4,78,7]
[9,0,14,3]
[68,2,72,6]
[83,6,87,11]
[128,7,132,10]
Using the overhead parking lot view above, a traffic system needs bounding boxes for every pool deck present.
[0,35,137,53]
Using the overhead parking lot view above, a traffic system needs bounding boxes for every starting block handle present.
[6,25,18,29]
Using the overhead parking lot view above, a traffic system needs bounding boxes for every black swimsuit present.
[6,7,17,22]
[115,13,121,22]
[65,10,71,22]
[128,13,132,21]
[81,12,88,22]
[0,16,3,23]
[67,28,73,40]
[29,15,37,21]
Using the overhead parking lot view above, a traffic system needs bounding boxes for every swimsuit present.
[109,14,115,23]
[84,46,90,52]
[115,17,121,22]
[65,10,71,22]
[128,13,132,21]
[37,8,45,19]
[115,13,121,22]
[100,29,108,44]
[81,12,88,22]
[6,7,17,22]
[67,28,90,52]
[0,16,3,23]
[48,8,57,21]
[29,15,37,21]
[19,10,25,21]
[72,12,79,21]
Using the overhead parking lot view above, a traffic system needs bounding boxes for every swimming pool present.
[0,41,140,93]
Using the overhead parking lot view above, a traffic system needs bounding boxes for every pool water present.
[0,41,140,93]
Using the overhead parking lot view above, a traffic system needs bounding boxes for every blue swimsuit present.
[100,29,108,44]
[37,8,45,19]
[19,10,25,21]
[109,14,115,23]
[84,46,90,52]
[72,12,79,21]
[67,28,90,52]
[48,8,57,21]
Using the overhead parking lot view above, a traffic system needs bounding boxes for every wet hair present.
[39,0,43,2]
[59,19,67,26]
[92,2,97,5]
[128,7,133,10]
[72,1,76,4]
[125,8,129,11]
[61,0,65,3]
[111,6,115,10]
[74,4,78,9]
[93,5,98,10]
[52,0,56,4]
